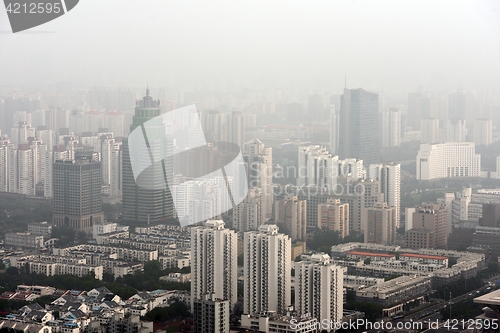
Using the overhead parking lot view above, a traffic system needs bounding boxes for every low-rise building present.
[27,222,53,238]
[5,233,44,250]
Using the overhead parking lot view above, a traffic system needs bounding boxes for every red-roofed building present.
[400,253,448,266]
[346,251,396,261]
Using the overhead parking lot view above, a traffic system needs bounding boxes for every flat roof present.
[400,253,448,260]
[347,251,395,258]
[474,289,500,306]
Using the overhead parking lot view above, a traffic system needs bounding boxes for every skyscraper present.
[121,88,174,225]
[232,188,265,232]
[474,119,493,146]
[52,149,104,232]
[339,88,380,164]
[191,220,237,312]
[420,118,440,143]
[243,224,291,315]
[295,253,343,332]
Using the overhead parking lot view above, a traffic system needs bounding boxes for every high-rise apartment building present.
[243,225,291,315]
[380,108,401,148]
[52,149,104,232]
[329,105,339,154]
[318,198,349,238]
[365,202,397,245]
[420,118,440,144]
[122,89,174,225]
[407,90,439,130]
[446,119,466,142]
[474,119,492,146]
[339,88,380,164]
[369,163,401,227]
[193,293,230,333]
[243,138,273,218]
[295,253,343,332]
[274,195,306,241]
[232,188,265,232]
[191,220,237,312]
[416,142,480,180]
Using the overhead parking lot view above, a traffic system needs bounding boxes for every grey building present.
[53,149,104,232]
[121,88,175,226]
[339,88,380,164]
[193,293,230,333]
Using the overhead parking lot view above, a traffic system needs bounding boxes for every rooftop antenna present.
[146,83,150,97]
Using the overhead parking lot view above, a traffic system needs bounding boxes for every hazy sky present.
[0,0,499,93]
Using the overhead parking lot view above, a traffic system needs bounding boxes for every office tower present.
[407,202,448,249]
[369,163,401,227]
[446,119,467,142]
[380,108,401,148]
[479,203,500,227]
[52,149,104,232]
[298,145,333,187]
[318,198,349,238]
[274,195,306,241]
[474,119,493,146]
[365,202,397,245]
[329,105,340,155]
[243,225,291,315]
[193,293,230,333]
[420,118,440,143]
[122,88,174,225]
[191,220,237,312]
[243,138,273,218]
[295,253,343,332]
[339,88,380,164]
[416,142,480,180]
[232,188,265,232]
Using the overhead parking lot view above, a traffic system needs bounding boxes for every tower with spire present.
[121,87,175,226]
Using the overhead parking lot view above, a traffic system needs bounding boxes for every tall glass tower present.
[121,88,175,225]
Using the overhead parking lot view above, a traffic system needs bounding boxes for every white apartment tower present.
[420,118,440,144]
[329,105,339,155]
[474,119,493,146]
[243,138,273,219]
[380,108,401,147]
[191,220,237,312]
[295,253,343,332]
[416,142,480,180]
[243,224,291,315]
[369,163,401,227]
[298,145,337,188]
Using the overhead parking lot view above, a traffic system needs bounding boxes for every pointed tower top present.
[146,83,150,97]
